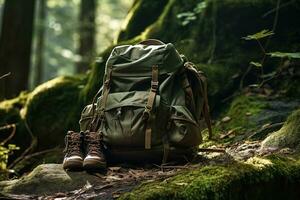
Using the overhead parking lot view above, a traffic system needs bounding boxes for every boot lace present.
[86,133,102,155]
[64,134,81,156]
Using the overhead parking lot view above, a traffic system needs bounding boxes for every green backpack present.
[79,39,212,163]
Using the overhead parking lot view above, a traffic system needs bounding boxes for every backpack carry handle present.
[138,39,165,45]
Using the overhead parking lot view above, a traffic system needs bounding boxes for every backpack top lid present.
[105,39,184,77]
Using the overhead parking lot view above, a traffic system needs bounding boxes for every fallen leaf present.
[221,116,231,123]
[109,167,121,172]
[245,112,252,116]
[175,182,188,186]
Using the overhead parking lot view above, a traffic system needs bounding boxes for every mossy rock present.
[0,164,102,195]
[262,109,300,150]
[117,0,169,42]
[20,76,85,150]
[120,156,300,200]
[0,91,28,126]
[12,148,64,176]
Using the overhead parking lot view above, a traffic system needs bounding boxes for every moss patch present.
[217,95,267,134]
[262,109,300,150]
[20,76,85,150]
[0,92,28,126]
[120,156,300,200]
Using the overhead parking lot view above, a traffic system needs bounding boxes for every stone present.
[0,164,102,195]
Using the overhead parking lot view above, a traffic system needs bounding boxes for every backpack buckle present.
[143,106,151,120]
[104,80,110,87]
[151,81,158,91]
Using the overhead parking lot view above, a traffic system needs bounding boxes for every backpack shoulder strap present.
[143,65,159,149]
[138,39,165,45]
[184,62,213,139]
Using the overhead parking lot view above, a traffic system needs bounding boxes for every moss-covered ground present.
[120,155,300,200]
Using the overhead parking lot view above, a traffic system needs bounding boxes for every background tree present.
[34,0,47,86]
[0,0,36,99]
[77,0,97,73]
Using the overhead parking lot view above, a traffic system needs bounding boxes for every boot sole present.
[63,160,83,171]
[83,159,106,170]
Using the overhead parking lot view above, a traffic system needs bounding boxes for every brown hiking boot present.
[83,131,107,170]
[63,131,84,170]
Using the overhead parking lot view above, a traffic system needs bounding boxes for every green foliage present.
[0,144,19,171]
[176,1,207,26]
[249,61,262,67]
[267,52,300,59]
[242,29,274,41]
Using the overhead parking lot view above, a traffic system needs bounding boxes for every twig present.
[208,1,217,64]
[265,0,281,49]
[8,120,37,169]
[8,137,37,169]
[0,124,15,131]
[0,124,16,145]
[221,91,240,103]
[15,148,60,163]
[0,72,11,80]
[198,148,226,153]
[153,164,190,169]
[262,0,294,18]
[239,64,252,90]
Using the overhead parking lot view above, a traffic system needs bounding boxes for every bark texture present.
[0,0,36,99]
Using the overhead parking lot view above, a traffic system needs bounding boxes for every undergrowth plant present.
[241,29,300,89]
[0,124,20,178]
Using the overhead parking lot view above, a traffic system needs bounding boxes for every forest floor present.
[0,139,282,200]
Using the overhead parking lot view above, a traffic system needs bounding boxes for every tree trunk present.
[0,0,36,99]
[34,0,46,86]
[77,0,97,73]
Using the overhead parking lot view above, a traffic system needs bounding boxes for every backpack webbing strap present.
[179,69,197,119]
[184,62,213,139]
[144,65,158,149]
[197,72,213,139]
[99,66,113,120]
[89,87,102,131]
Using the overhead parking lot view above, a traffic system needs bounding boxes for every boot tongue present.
[86,133,101,155]
[65,132,82,156]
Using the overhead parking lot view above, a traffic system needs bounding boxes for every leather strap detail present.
[144,65,159,149]
[179,69,197,119]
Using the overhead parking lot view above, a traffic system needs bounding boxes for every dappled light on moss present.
[262,109,300,150]
[245,157,273,169]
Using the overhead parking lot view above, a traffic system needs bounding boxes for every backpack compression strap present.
[184,62,213,139]
[98,65,113,125]
[143,65,159,149]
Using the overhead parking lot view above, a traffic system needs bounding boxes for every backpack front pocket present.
[169,106,202,147]
[79,103,95,131]
[100,91,161,148]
